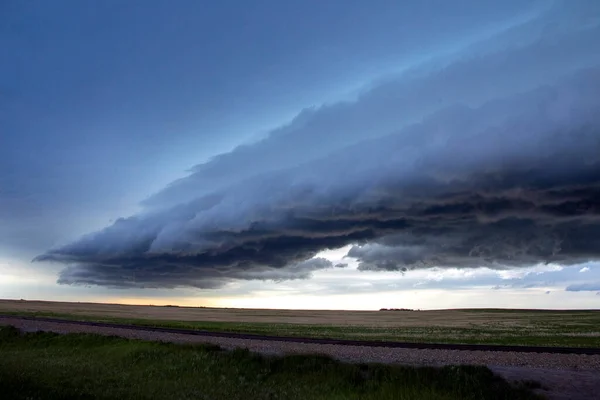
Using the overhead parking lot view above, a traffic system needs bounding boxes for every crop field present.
[2,299,600,347]
[0,325,541,400]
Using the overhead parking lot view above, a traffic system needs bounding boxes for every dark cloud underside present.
[36,2,600,289]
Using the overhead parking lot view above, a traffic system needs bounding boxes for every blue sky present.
[2,0,600,309]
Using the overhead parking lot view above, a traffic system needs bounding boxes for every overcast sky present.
[2,0,600,309]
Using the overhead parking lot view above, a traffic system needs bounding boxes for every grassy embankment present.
[0,325,542,400]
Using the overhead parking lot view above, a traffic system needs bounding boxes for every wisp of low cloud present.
[36,1,600,289]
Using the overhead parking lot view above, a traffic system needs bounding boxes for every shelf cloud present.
[36,1,600,289]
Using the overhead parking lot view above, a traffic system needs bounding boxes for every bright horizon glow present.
[3,291,600,311]
[2,253,600,310]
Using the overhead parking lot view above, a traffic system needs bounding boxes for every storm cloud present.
[36,1,600,289]
[141,0,600,210]
[565,283,600,292]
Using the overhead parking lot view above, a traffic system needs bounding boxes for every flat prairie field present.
[1,299,599,347]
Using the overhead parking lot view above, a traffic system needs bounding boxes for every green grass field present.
[0,326,542,400]
[4,308,600,348]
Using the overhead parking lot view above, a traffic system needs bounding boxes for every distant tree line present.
[379,308,421,311]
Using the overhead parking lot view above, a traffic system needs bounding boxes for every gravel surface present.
[2,317,600,400]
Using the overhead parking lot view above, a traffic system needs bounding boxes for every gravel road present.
[2,317,599,400]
